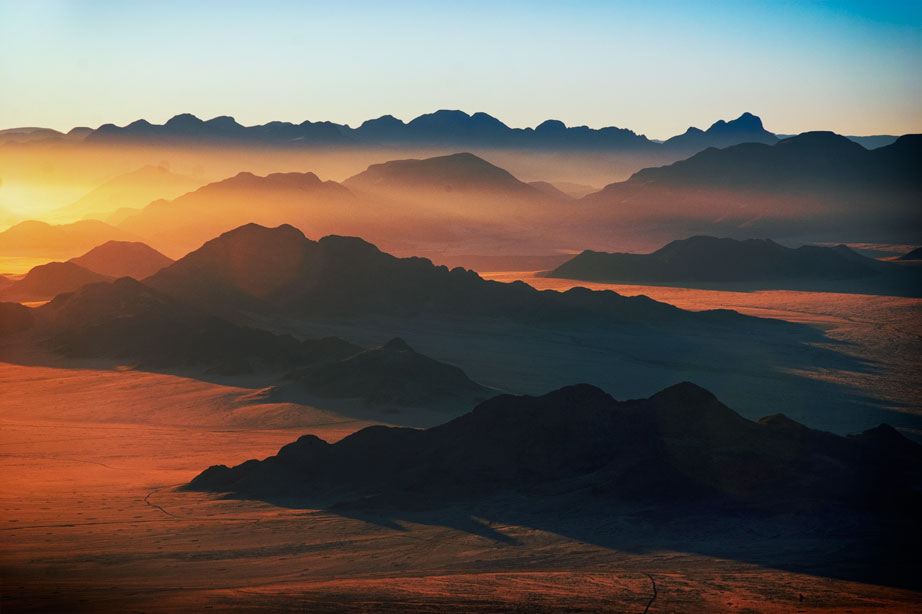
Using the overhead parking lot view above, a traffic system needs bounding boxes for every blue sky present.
[2,0,920,137]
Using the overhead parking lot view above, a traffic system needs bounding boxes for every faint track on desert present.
[643,573,657,613]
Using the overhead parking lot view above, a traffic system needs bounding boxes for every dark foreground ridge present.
[187,382,922,518]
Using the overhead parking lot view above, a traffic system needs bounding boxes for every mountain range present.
[0,240,174,302]
[1,111,813,154]
[547,236,881,282]
[143,223,770,328]
[0,219,139,258]
[187,381,922,519]
[54,165,205,222]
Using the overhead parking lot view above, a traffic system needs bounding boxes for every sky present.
[1,0,920,138]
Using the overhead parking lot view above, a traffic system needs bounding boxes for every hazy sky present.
[2,0,920,138]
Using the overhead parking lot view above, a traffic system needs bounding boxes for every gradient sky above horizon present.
[2,0,920,138]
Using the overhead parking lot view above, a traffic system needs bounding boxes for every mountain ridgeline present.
[75,110,779,152]
[187,382,922,520]
[544,236,922,296]
[143,223,774,327]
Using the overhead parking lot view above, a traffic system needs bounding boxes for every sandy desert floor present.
[2,279,921,612]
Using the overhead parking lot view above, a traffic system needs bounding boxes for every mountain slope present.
[69,240,174,279]
[55,165,205,221]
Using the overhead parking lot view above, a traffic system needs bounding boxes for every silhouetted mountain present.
[0,220,139,258]
[343,152,551,199]
[55,165,204,221]
[0,261,112,302]
[584,133,922,241]
[187,382,922,517]
[87,113,353,146]
[69,240,174,279]
[779,133,900,150]
[145,224,771,327]
[294,337,489,407]
[898,247,922,261]
[0,302,34,335]
[70,110,784,152]
[663,112,777,151]
[546,236,884,283]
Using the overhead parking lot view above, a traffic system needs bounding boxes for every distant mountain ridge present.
[0,220,139,258]
[546,236,885,283]
[583,132,922,242]
[13,110,803,153]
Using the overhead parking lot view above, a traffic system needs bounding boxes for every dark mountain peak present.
[649,380,719,406]
[164,113,204,128]
[776,131,865,155]
[898,246,922,261]
[70,240,174,279]
[711,112,764,132]
[758,413,807,431]
[382,337,412,351]
[536,119,566,132]
[359,114,404,129]
[126,119,153,129]
[664,113,776,150]
[409,109,471,126]
[205,115,243,129]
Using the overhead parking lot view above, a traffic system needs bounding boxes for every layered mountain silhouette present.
[55,165,204,221]
[293,337,489,407]
[115,170,368,256]
[899,247,922,261]
[583,132,922,241]
[187,382,922,518]
[144,223,772,327]
[10,276,488,401]
[72,110,787,153]
[0,261,112,302]
[0,220,139,258]
[663,112,777,151]
[69,240,174,279]
[546,236,883,283]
